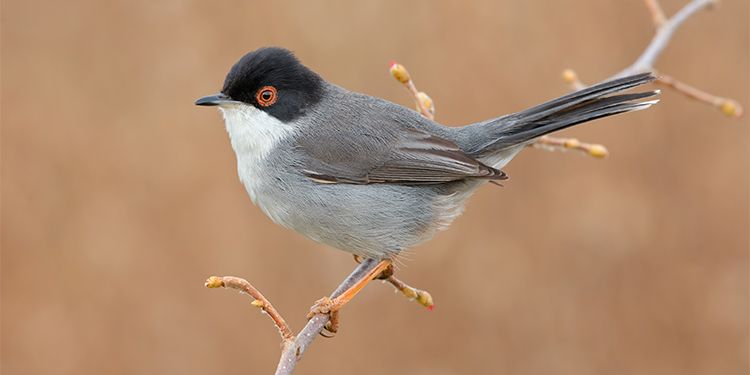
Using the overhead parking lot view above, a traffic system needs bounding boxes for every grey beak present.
[195,93,230,106]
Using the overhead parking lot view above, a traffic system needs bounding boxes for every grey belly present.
[251,171,474,259]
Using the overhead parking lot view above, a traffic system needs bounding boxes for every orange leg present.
[307,259,392,333]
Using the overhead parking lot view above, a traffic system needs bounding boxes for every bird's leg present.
[353,255,394,279]
[307,259,392,334]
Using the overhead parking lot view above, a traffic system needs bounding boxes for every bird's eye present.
[256,86,278,107]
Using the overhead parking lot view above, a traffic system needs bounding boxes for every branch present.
[623,0,717,75]
[275,259,380,375]
[565,0,742,118]
[207,260,387,374]
[208,259,433,375]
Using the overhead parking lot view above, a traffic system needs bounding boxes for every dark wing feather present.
[298,126,506,185]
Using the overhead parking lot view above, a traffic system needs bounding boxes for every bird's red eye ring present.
[256,86,278,107]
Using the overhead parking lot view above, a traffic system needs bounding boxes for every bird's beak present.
[195,93,231,106]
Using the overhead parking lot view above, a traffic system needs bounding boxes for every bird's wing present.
[297,125,507,185]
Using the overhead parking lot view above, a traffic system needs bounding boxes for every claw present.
[307,297,335,318]
[307,296,341,336]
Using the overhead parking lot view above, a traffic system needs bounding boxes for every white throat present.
[219,103,293,156]
[219,103,295,203]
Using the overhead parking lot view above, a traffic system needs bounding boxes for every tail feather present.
[559,91,658,120]
[468,72,658,156]
[516,72,655,122]
[501,91,659,145]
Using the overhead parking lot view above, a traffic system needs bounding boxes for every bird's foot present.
[307,296,342,336]
[306,259,393,337]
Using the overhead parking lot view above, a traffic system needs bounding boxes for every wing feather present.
[299,125,506,185]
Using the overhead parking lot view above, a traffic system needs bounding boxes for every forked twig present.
[274,259,380,375]
[565,0,742,118]
[206,260,384,375]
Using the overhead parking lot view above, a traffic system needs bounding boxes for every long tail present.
[465,72,659,156]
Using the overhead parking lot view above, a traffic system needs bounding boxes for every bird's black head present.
[219,47,324,122]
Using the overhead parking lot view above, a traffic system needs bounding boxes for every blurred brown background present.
[2,0,748,374]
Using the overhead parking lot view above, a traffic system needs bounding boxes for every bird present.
[196,46,658,324]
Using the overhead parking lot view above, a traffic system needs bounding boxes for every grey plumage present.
[196,47,658,260]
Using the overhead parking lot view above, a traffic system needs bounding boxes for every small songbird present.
[196,47,657,319]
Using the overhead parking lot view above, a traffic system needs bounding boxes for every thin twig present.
[390,62,435,120]
[562,69,586,90]
[384,275,434,310]
[532,136,609,158]
[644,0,667,27]
[655,74,743,117]
[275,259,380,375]
[354,255,436,310]
[205,276,294,342]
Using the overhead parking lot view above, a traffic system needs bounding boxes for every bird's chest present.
[234,149,294,228]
